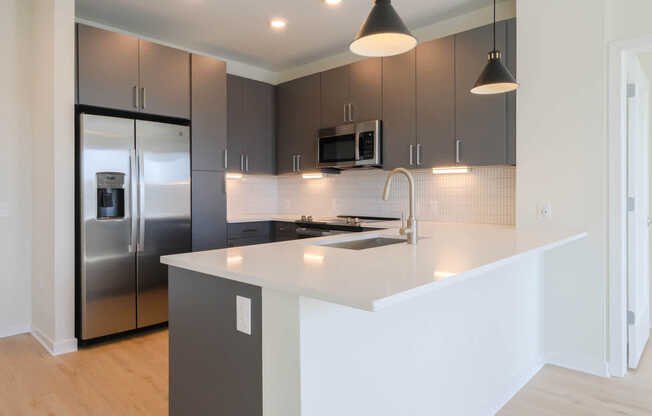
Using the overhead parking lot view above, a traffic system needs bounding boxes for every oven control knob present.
[307,216,313,222]
[354,217,360,225]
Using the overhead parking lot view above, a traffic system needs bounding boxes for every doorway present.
[609,36,652,377]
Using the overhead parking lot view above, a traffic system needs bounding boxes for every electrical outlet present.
[536,201,552,220]
[236,295,251,335]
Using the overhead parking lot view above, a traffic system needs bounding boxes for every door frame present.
[608,34,652,377]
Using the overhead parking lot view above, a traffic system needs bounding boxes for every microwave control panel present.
[358,131,375,160]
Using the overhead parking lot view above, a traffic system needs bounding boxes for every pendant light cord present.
[493,0,496,50]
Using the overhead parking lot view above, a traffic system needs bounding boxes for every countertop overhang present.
[161,222,587,311]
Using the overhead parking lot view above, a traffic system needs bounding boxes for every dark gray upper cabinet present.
[77,24,140,112]
[276,81,295,175]
[276,74,321,174]
[243,79,276,174]
[348,58,382,124]
[382,50,416,170]
[139,40,190,119]
[191,54,227,172]
[77,24,190,119]
[506,18,517,165]
[191,171,227,251]
[417,35,456,168]
[320,59,381,128]
[320,66,349,128]
[227,75,276,174]
[455,21,509,166]
[295,74,321,171]
[227,74,246,171]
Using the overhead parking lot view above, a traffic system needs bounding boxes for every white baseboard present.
[545,352,610,378]
[0,323,31,339]
[31,327,78,356]
[491,360,544,415]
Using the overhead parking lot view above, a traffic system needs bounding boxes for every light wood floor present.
[0,328,168,416]
[500,336,652,415]
[1,329,651,415]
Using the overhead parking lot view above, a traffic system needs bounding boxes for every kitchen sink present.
[319,237,406,250]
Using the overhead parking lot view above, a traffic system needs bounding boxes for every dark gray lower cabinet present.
[227,221,271,247]
[273,222,298,241]
[192,171,227,251]
[169,267,262,416]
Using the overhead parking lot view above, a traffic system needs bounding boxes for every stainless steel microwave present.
[317,120,382,169]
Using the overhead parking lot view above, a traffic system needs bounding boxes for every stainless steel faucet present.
[382,168,418,244]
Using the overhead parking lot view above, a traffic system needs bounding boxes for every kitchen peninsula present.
[161,222,586,416]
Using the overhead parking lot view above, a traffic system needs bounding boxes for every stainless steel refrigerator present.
[78,113,191,340]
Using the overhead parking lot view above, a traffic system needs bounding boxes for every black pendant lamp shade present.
[350,0,417,57]
[471,0,519,94]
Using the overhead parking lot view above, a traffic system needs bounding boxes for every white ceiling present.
[76,0,493,72]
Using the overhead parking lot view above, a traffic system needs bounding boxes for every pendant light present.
[471,0,519,94]
[350,0,417,57]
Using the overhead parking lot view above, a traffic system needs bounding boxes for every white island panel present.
[260,252,544,416]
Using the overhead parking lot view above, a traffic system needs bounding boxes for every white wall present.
[517,0,652,377]
[516,0,609,376]
[0,0,34,338]
[0,0,76,354]
[30,0,77,355]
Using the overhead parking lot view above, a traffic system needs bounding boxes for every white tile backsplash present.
[227,166,515,225]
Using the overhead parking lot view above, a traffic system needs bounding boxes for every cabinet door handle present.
[292,155,297,172]
[133,86,139,109]
[456,140,461,163]
[245,154,249,172]
[409,144,414,166]
[297,154,302,172]
[224,148,228,169]
[348,103,353,122]
[344,104,348,122]
[240,154,245,172]
[417,144,422,166]
[140,87,146,110]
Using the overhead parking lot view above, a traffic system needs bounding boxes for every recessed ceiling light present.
[323,0,342,6]
[270,18,287,30]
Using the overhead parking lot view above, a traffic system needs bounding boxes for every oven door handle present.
[354,130,361,163]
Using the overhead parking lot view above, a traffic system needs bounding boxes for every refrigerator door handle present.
[137,149,145,252]
[129,148,137,253]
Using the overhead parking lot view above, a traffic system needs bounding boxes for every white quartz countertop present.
[161,222,586,311]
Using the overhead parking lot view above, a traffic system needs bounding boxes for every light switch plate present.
[236,295,251,335]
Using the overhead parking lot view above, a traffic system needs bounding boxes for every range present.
[294,215,398,238]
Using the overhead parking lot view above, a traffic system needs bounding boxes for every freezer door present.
[136,120,191,327]
[80,114,137,340]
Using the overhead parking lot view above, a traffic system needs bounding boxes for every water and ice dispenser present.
[96,172,125,219]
